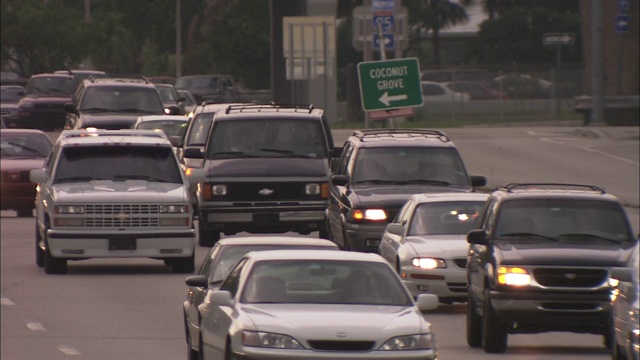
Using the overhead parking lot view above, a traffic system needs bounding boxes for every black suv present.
[327,129,486,252]
[18,72,77,130]
[64,76,179,130]
[466,183,638,353]
[184,103,341,246]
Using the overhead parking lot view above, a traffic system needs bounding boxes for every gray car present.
[610,243,639,360]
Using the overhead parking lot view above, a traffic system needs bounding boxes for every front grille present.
[85,204,159,214]
[447,282,467,293]
[307,340,374,351]
[533,268,608,288]
[228,182,306,201]
[453,258,467,269]
[85,217,159,227]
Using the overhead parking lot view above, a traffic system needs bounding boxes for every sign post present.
[543,33,575,119]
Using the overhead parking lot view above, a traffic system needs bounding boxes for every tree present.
[1,1,88,76]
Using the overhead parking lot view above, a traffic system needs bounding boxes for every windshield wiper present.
[116,108,155,113]
[558,233,624,244]
[258,148,310,158]
[6,142,47,156]
[81,107,113,112]
[54,176,94,183]
[353,179,404,184]
[500,233,560,241]
[400,179,450,186]
[209,151,253,158]
[113,175,174,182]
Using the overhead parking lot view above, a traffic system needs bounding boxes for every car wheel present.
[482,288,507,353]
[186,328,200,360]
[340,224,350,251]
[224,338,237,360]
[466,286,483,348]
[35,223,44,267]
[319,220,330,240]
[198,220,220,247]
[44,234,67,274]
[172,253,195,274]
[16,208,33,217]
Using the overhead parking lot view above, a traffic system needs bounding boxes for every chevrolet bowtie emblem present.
[258,188,274,196]
[116,212,129,220]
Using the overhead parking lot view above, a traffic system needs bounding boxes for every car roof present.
[0,128,50,136]
[493,183,621,202]
[82,76,155,87]
[213,104,324,120]
[411,192,490,203]
[57,129,171,146]
[348,128,456,149]
[135,115,187,122]
[246,249,385,262]
[29,72,75,79]
[216,235,338,248]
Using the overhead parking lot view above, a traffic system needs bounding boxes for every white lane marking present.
[58,345,82,355]
[25,321,46,331]
[541,137,639,165]
[1,298,15,306]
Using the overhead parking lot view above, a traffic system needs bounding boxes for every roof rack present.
[91,74,150,84]
[224,103,315,114]
[58,129,167,140]
[352,129,449,142]
[499,183,606,194]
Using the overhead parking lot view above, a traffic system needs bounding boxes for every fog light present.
[365,239,380,247]
[418,285,429,292]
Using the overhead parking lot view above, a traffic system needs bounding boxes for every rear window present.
[26,77,76,96]
[81,87,164,113]
[54,145,182,184]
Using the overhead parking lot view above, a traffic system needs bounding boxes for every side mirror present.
[467,229,489,245]
[385,223,404,236]
[30,169,47,184]
[169,135,183,148]
[184,275,208,288]
[183,147,204,159]
[331,174,349,186]
[415,294,439,311]
[470,175,487,188]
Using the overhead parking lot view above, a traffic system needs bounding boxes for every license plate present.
[253,213,279,226]
[109,237,136,250]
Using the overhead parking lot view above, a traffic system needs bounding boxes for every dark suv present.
[327,129,486,252]
[184,103,340,246]
[18,72,77,130]
[64,76,178,130]
[466,183,638,353]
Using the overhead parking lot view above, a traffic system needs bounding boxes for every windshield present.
[495,199,635,243]
[25,77,75,96]
[1,87,24,103]
[409,201,485,235]
[352,147,470,186]
[0,133,52,158]
[241,260,412,305]
[156,86,177,102]
[53,145,182,184]
[206,119,328,159]
[80,87,164,113]
[135,120,188,137]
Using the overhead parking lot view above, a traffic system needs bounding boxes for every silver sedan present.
[378,192,489,305]
[199,249,439,360]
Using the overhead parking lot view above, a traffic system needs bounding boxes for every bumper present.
[227,347,437,360]
[402,267,467,301]
[46,229,195,258]
[199,204,326,234]
[344,223,387,253]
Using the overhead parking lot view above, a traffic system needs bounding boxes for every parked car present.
[183,235,339,360]
[610,242,639,360]
[198,249,440,360]
[378,192,489,304]
[443,81,508,100]
[466,183,638,353]
[327,129,486,253]
[30,129,203,274]
[1,85,25,128]
[18,72,77,130]
[492,74,553,99]
[1,129,53,217]
[421,81,469,103]
[64,76,178,130]
[421,69,495,88]
[155,83,186,115]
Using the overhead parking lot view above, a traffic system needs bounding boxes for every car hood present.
[204,158,329,178]
[79,113,159,128]
[350,185,467,207]
[495,241,637,267]
[1,158,46,171]
[50,180,188,202]
[406,235,469,258]
[240,304,429,339]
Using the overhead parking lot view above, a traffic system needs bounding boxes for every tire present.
[44,244,67,274]
[35,223,44,267]
[318,221,330,240]
[340,224,350,251]
[16,208,33,217]
[186,316,201,360]
[466,286,483,348]
[198,220,220,247]
[172,253,195,274]
[224,338,237,360]
[482,288,507,353]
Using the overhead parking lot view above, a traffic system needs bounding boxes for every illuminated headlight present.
[241,331,302,349]
[412,257,446,269]
[54,218,84,227]
[159,217,189,226]
[380,333,435,350]
[55,205,84,214]
[497,266,531,286]
[159,205,187,213]
[351,209,387,221]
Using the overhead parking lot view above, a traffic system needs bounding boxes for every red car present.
[1,129,53,216]
[443,81,509,100]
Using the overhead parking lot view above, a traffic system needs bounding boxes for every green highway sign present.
[357,58,423,111]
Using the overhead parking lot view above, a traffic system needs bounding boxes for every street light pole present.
[176,0,182,78]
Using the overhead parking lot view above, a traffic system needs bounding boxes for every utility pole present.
[590,0,605,125]
[176,0,182,78]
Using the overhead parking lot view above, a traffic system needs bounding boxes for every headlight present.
[201,183,227,200]
[380,333,435,350]
[305,182,329,198]
[497,266,531,286]
[55,205,84,214]
[351,209,387,221]
[159,204,187,213]
[19,101,34,109]
[412,257,446,269]
[242,331,302,349]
